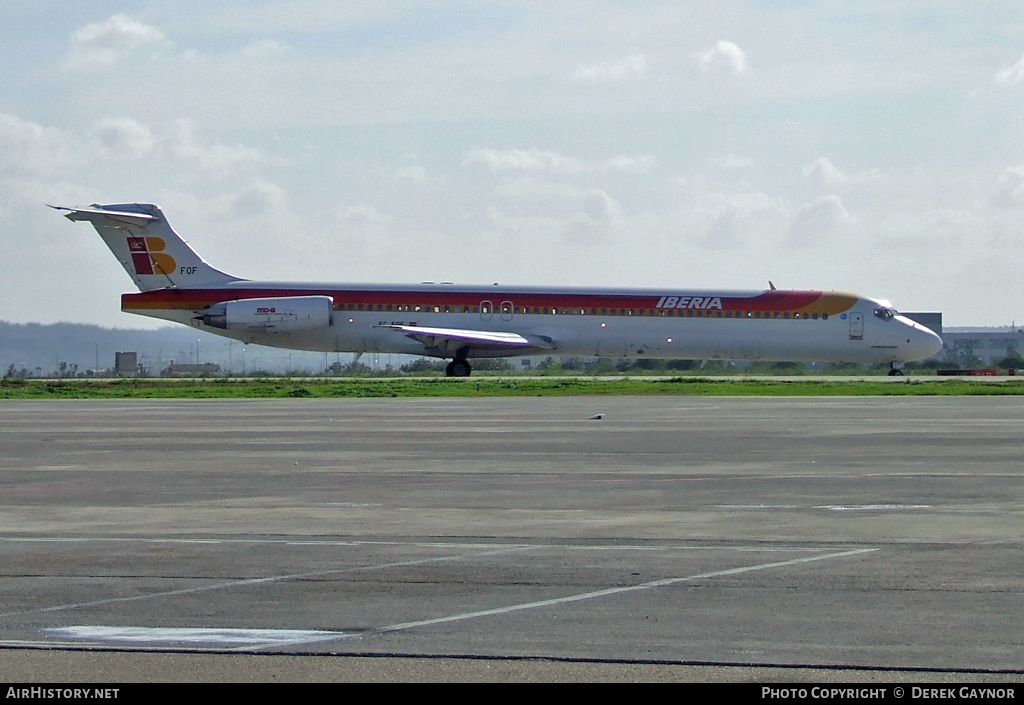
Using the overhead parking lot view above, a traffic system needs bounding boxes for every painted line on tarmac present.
[45,626,348,648]
[2,547,876,651]
[0,536,837,552]
[376,548,878,635]
[0,546,536,620]
[815,504,932,511]
[0,537,529,549]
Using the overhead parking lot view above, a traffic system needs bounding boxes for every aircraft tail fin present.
[51,203,241,292]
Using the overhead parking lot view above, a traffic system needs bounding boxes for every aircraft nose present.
[924,328,943,358]
[905,323,943,361]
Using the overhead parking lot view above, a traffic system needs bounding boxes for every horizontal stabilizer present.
[49,205,158,227]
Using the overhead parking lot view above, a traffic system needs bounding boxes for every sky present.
[1,1,1022,328]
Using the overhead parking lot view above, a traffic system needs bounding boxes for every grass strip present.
[2,377,1023,399]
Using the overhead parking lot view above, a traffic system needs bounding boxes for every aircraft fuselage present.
[122,281,941,365]
[54,202,944,375]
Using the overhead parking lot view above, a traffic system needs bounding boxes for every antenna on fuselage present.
[768,280,777,290]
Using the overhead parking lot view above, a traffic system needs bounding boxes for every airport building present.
[937,327,1024,366]
[903,312,942,337]
[114,351,138,376]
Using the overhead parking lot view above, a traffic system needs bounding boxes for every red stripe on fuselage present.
[122,288,828,312]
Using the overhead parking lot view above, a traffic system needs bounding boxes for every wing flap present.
[378,324,555,354]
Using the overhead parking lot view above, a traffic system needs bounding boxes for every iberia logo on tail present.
[127,236,176,275]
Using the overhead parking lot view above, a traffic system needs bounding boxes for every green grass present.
[2,377,1023,399]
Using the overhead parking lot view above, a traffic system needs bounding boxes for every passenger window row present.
[335,302,829,320]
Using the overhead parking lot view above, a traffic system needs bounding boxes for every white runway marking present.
[377,548,877,635]
[714,504,797,510]
[0,545,535,619]
[712,504,933,512]
[816,504,932,511]
[2,536,877,652]
[0,537,517,548]
[46,626,347,647]
[0,536,843,551]
[6,544,878,652]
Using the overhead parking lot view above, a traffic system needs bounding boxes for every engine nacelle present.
[196,295,333,333]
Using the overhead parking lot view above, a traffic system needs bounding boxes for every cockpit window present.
[874,306,897,321]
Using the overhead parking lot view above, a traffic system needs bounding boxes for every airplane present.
[53,202,943,376]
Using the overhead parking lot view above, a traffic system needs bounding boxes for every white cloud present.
[241,39,288,57]
[165,121,265,176]
[786,195,851,246]
[0,113,80,175]
[92,118,155,159]
[697,41,747,75]
[463,149,654,175]
[709,153,754,170]
[463,148,585,174]
[802,157,888,188]
[573,54,647,81]
[721,191,787,215]
[705,207,740,248]
[394,165,426,184]
[0,111,269,187]
[697,191,788,249]
[802,157,848,186]
[223,180,287,219]
[337,204,392,228]
[490,178,594,219]
[582,190,621,222]
[994,53,1024,85]
[601,155,656,173]
[65,15,168,68]
[991,165,1024,207]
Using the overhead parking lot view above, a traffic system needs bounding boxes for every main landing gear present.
[445,347,472,377]
[888,361,905,377]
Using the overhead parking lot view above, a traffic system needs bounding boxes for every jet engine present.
[195,295,333,332]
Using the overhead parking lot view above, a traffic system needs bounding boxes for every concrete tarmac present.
[0,397,1022,682]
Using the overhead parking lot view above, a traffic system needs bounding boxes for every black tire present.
[451,361,471,377]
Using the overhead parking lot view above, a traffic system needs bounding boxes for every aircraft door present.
[500,300,513,321]
[480,300,493,321]
[849,312,864,340]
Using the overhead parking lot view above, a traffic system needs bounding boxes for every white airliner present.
[54,203,942,376]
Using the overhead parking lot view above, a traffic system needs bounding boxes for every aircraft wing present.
[48,205,158,227]
[378,324,555,356]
